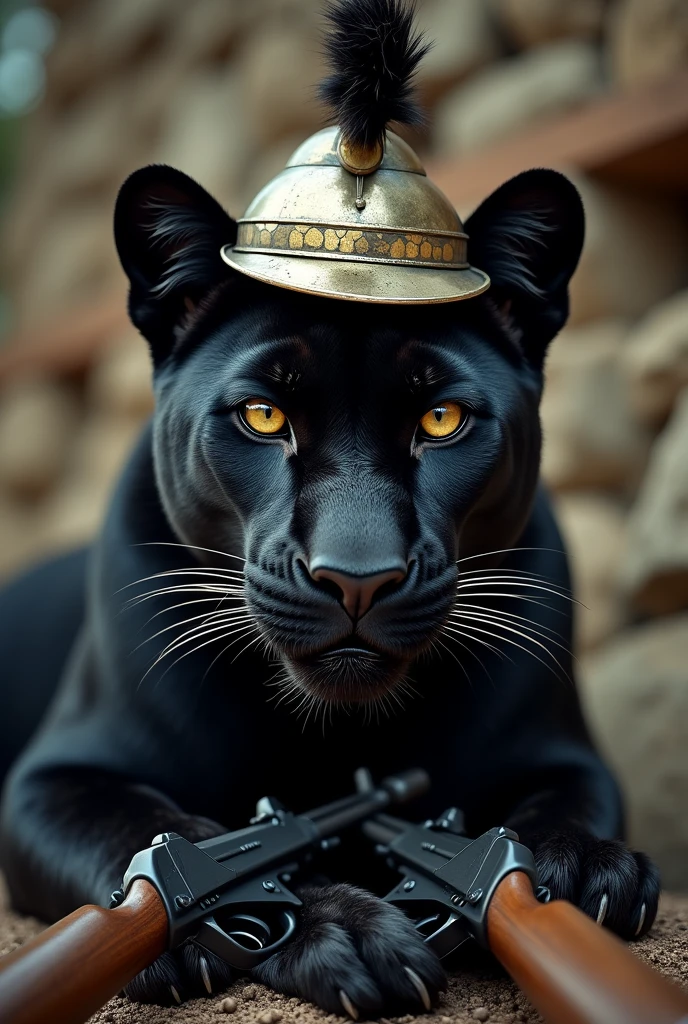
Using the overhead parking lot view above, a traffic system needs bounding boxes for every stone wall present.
[0,0,687,887]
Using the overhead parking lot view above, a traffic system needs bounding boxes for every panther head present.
[115,166,583,705]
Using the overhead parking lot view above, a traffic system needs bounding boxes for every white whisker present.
[446,619,570,684]
[125,583,244,608]
[135,541,246,563]
[135,606,251,650]
[120,568,245,596]
[448,610,571,658]
[142,595,247,624]
[431,634,471,683]
[143,623,260,689]
[451,602,567,642]
[441,623,511,663]
[456,577,576,602]
[152,616,255,665]
[231,629,269,663]
[456,546,565,565]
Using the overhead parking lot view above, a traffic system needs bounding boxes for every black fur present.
[319,0,429,147]
[255,884,446,1014]
[114,165,237,363]
[0,162,660,1014]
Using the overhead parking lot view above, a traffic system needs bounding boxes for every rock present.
[237,13,323,150]
[164,0,242,68]
[80,0,177,75]
[70,413,142,493]
[415,0,500,104]
[472,1009,490,1022]
[87,333,154,421]
[620,390,688,616]
[1,160,64,286]
[491,0,606,47]
[0,376,80,498]
[0,495,43,580]
[554,494,627,651]
[569,179,688,326]
[540,320,649,492]
[13,203,123,327]
[154,66,247,205]
[45,0,179,107]
[433,41,604,154]
[621,289,688,429]
[36,413,142,552]
[47,86,139,197]
[220,996,238,1013]
[581,614,688,890]
[609,0,688,87]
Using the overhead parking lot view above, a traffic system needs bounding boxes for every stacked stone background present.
[0,0,687,887]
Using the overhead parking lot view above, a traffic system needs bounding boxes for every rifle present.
[0,768,428,1024]
[363,809,688,1024]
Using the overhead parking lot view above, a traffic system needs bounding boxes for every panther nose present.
[309,565,407,620]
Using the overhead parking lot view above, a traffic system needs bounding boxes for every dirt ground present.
[1,881,686,1024]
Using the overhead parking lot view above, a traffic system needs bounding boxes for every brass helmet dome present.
[221,0,490,305]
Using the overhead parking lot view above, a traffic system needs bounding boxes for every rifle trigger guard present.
[195,907,298,970]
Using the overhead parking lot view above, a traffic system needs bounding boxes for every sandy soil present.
[1,881,686,1024]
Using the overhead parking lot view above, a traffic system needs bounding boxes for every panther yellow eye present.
[243,398,287,435]
[419,401,464,439]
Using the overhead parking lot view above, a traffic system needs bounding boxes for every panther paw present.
[253,883,446,1018]
[530,829,660,940]
[124,941,234,1005]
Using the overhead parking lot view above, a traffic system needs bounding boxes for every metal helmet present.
[220,0,490,305]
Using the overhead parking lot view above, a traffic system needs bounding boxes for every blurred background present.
[0,0,686,888]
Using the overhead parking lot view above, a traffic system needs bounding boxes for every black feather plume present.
[319,0,430,149]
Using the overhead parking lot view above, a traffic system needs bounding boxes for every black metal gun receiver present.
[363,807,546,959]
[115,768,429,970]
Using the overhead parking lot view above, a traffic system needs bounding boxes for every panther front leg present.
[0,766,235,1005]
[254,883,446,1019]
[505,784,660,940]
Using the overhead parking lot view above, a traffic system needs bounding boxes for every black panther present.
[0,0,659,1017]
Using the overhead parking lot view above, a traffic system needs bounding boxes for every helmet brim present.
[221,247,490,304]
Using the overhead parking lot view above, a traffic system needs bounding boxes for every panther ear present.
[114,165,237,362]
[464,169,584,367]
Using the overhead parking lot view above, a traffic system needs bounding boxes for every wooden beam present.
[427,70,688,211]
[0,296,129,384]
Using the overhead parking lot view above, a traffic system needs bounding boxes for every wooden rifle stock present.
[1,872,687,1024]
[0,880,167,1024]
[487,871,688,1024]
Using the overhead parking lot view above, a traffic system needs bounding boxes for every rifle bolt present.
[467,888,483,904]
[403,880,416,891]
[175,894,193,909]
[262,880,277,892]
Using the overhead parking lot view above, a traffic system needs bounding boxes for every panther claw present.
[339,989,359,1020]
[635,902,647,937]
[596,892,609,926]
[404,966,432,1011]
[199,955,212,994]
[169,985,182,1005]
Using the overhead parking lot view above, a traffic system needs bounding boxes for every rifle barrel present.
[487,871,688,1024]
[308,771,429,837]
[0,880,167,1024]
